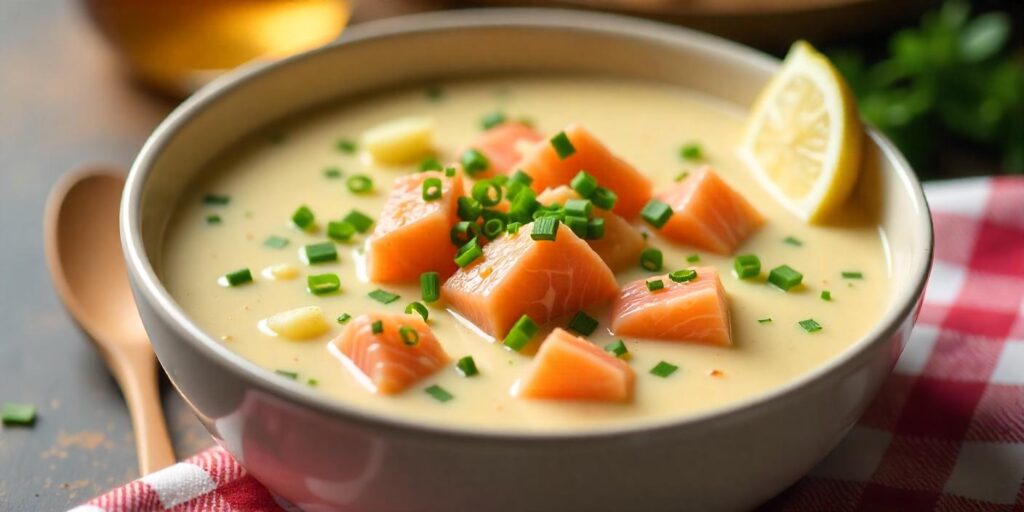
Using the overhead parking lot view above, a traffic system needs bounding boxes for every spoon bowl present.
[44,166,175,475]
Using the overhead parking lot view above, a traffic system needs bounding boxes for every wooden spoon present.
[44,166,176,475]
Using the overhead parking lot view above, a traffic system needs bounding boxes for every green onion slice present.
[292,205,315,231]
[221,268,253,287]
[570,171,597,197]
[419,157,442,172]
[346,174,373,194]
[841,271,863,279]
[480,110,506,130]
[483,217,506,239]
[564,199,592,218]
[202,194,230,206]
[733,254,761,279]
[371,320,384,334]
[456,356,479,377]
[420,272,441,302]
[368,288,401,304]
[604,340,629,358]
[640,248,663,271]
[641,200,673,229]
[783,236,803,247]
[342,210,374,233]
[324,167,342,178]
[798,319,823,332]
[399,325,420,346]
[422,177,444,201]
[1,403,36,426]
[590,187,617,210]
[454,238,484,267]
[307,273,341,295]
[758,317,773,324]
[275,369,299,380]
[531,217,559,241]
[567,311,599,336]
[405,301,429,321]
[450,220,481,246]
[471,180,502,207]
[327,221,356,242]
[650,361,679,378]
[502,314,539,351]
[668,269,697,283]
[768,265,803,291]
[205,214,221,225]
[679,142,703,160]
[686,253,700,263]
[303,242,337,264]
[425,385,453,403]
[263,235,289,249]
[460,148,490,175]
[457,197,483,221]
[821,290,832,301]
[586,217,605,240]
[337,313,352,324]
[646,279,665,292]
[336,138,357,154]
[550,131,576,159]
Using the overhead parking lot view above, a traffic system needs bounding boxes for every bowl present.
[121,9,932,511]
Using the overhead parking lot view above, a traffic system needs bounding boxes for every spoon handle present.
[110,346,177,475]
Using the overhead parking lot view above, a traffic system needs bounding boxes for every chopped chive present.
[570,171,597,197]
[567,311,599,336]
[675,171,690,182]
[565,215,588,238]
[502,314,539,351]
[758,317,773,324]
[202,194,230,206]
[456,356,479,377]
[668,269,697,283]
[531,217,559,241]
[307,273,341,295]
[263,235,289,249]
[346,174,373,194]
[327,220,356,242]
[507,222,522,235]
[275,369,299,380]
[471,180,502,207]
[646,278,665,292]
[337,313,352,324]
[425,85,443,101]
[650,361,678,378]
[842,271,864,279]
[686,253,701,263]
[640,200,673,229]
[604,340,629,358]
[768,265,803,291]
[508,187,540,223]
[798,319,822,332]
[679,142,703,160]
[783,236,803,247]
[564,199,592,218]
[590,187,617,210]
[483,218,506,239]
[405,301,429,321]
[221,268,253,287]
[460,148,490,175]
[421,272,440,302]
[425,385,453,403]
[457,196,483,221]
[821,290,832,301]
[640,248,663,271]
[450,221,482,246]
[445,166,457,177]
[291,205,315,231]
[399,325,420,346]
[480,110,506,130]
[510,169,534,186]
[422,177,444,201]
[454,237,484,267]
[371,320,384,334]
[205,214,222,225]
[419,156,442,172]
[1,403,36,426]
[307,378,319,387]
[303,242,337,264]
[324,167,342,179]
[368,288,400,304]
[336,138,357,154]
[550,131,576,159]
[733,254,761,279]
[586,217,605,239]
[342,210,374,233]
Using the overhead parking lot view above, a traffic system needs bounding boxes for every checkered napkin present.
[72,177,1024,512]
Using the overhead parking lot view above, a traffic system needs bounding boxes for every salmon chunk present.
[368,170,464,282]
[537,186,645,272]
[517,328,635,402]
[332,313,449,394]
[517,124,653,218]
[443,222,619,337]
[656,167,764,255]
[611,267,732,346]
[465,122,543,177]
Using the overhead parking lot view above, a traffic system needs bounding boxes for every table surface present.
[0,1,1005,510]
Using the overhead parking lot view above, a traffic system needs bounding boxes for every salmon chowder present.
[161,75,888,432]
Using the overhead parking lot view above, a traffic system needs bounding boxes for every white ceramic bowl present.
[122,9,932,511]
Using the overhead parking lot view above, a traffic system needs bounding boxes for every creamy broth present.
[161,76,889,432]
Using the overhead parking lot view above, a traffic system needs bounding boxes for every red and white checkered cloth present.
[73,177,1024,512]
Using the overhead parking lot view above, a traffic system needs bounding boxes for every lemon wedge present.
[739,41,863,223]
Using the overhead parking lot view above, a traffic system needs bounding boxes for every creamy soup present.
[161,76,889,432]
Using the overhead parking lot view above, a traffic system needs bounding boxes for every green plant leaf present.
[959,12,1010,62]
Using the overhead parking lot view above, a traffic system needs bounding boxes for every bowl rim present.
[122,7,934,443]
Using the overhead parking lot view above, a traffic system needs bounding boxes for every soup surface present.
[161,76,889,432]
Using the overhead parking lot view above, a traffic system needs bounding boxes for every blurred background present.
[0,0,1020,509]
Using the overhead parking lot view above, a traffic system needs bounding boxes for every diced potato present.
[361,116,435,165]
[264,306,329,340]
[267,263,299,280]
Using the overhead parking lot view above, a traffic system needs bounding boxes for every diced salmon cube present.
[463,122,543,178]
[611,267,732,346]
[517,123,653,218]
[368,170,464,283]
[517,328,635,402]
[443,222,619,337]
[656,166,764,255]
[331,313,449,394]
[537,186,644,272]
